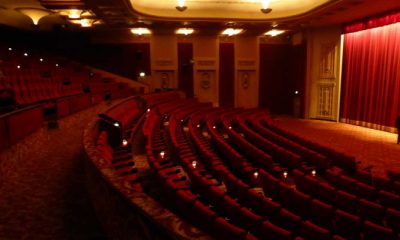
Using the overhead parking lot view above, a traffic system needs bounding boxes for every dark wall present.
[70,43,151,80]
[178,43,194,97]
[0,26,151,81]
[219,43,235,107]
[259,43,306,116]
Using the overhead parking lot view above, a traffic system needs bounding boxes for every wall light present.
[222,28,243,36]
[265,29,285,37]
[130,28,151,35]
[139,72,146,77]
[176,28,194,35]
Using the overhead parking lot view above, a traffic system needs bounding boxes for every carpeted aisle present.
[0,104,110,240]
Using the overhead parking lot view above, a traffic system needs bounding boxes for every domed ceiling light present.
[260,0,272,14]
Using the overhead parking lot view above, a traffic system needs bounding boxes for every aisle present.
[0,104,109,239]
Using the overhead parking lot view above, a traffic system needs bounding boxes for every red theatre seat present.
[0,116,9,150]
[7,105,43,145]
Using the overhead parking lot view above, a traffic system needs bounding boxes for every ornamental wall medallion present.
[241,72,250,89]
[201,72,211,90]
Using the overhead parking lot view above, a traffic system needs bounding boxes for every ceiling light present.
[17,8,51,25]
[176,28,194,35]
[68,9,82,19]
[80,18,94,27]
[222,28,243,36]
[176,0,187,11]
[265,29,285,37]
[130,28,151,35]
[261,0,272,13]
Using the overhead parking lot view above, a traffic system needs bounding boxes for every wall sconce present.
[221,28,243,36]
[130,28,151,35]
[176,0,187,11]
[176,28,194,35]
[264,29,286,37]
[260,0,272,13]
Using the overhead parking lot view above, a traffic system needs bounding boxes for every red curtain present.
[178,43,194,97]
[219,43,235,107]
[344,12,400,33]
[340,21,400,129]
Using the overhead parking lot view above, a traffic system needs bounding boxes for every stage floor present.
[274,117,400,177]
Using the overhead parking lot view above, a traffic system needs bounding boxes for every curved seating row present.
[87,92,400,240]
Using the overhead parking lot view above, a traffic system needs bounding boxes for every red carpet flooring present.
[274,117,400,177]
[0,104,109,239]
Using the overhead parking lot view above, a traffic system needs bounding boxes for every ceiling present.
[129,0,333,20]
[0,0,399,34]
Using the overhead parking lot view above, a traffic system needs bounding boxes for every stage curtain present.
[340,21,400,130]
[219,43,235,107]
[178,43,194,97]
[344,12,400,33]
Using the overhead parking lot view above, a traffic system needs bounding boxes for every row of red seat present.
[259,117,358,174]
[230,112,400,239]
[249,116,330,172]
[91,93,400,240]
[171,107,354,239]
[260,168,400,239]
[191,109,397,239]
[0,46,134,109]
[252,116,400,203]
[96,131,141,187]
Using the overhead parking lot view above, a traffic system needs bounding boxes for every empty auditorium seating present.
[83,91,400,240]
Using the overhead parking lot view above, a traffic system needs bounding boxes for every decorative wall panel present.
[319,43,336,79]
[317,83,335,119]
